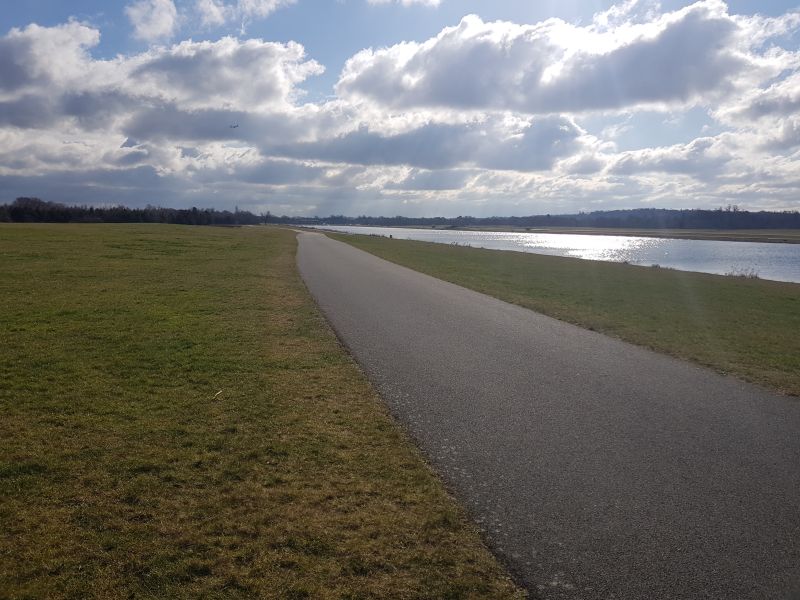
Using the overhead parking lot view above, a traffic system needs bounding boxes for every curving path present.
[297,232,800,599]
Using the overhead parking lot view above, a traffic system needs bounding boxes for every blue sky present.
[1,0,799,216]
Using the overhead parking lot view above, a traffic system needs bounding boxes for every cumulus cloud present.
[275,115,588,172]
[610,137,733,178]
[560,154,607,175]
[0,20,332,191]
[128,38,323,110]
[0,21,102,96]
[592,0,661,29]
[709,55,800,152]
[337,2,793,115]
[196,0,229,26]
[716,71,800,123]
[759,119,800,151]
[236,0,296,18]
[386,169,472,191]
[1,3,800,216]
[0,23,323,128]
[126,0,179,42]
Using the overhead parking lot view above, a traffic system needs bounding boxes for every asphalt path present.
[297,232,800,599]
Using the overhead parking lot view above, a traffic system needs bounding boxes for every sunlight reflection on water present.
[518,233,658,261]
[310,226,800,283]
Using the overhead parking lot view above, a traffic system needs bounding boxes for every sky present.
[1,0,799,217]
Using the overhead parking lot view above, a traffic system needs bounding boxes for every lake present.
[309,225,800,284]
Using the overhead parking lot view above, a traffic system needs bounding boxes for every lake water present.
[310,225,800,284]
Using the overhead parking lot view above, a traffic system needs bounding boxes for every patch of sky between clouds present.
[580,107,724,152]
[725,0,800,17]
[656,0,800,17]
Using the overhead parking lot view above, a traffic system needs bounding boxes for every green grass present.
[331,233,800,397]
[0,224,523,599]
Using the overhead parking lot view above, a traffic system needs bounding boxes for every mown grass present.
[331,233,800,397]
[0,224,523,599]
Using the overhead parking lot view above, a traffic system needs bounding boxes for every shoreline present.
[305,224,800,244]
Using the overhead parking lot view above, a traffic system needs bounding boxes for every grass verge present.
[0,224,523,599]
[330,233,800,397]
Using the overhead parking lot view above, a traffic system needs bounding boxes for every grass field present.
[331,233,800,397]
[0,224,522,599]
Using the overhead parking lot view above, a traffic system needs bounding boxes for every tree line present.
[0,198,264,226]
[2,198,799,229]
[271,206,800,229]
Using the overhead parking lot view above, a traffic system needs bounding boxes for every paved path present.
[297,232,800,599]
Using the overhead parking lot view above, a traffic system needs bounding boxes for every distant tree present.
[3,199,800,229]
[0,198,264,226]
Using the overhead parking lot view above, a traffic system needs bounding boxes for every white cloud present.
[337,2,793,115]
[126,0,178,42]
[592,0,660,28]
[386,168,471,190]
[273,115,591,172]
[127,37,324,110]
[237,0,296,18]
[1,4,800,216]
[0,21,328,185]
[0,23,323,121]
[760,119,800,151]
[716,70,800,123]
[196,0,229,27]
[0,21,102,97]
[610,137,733,178]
